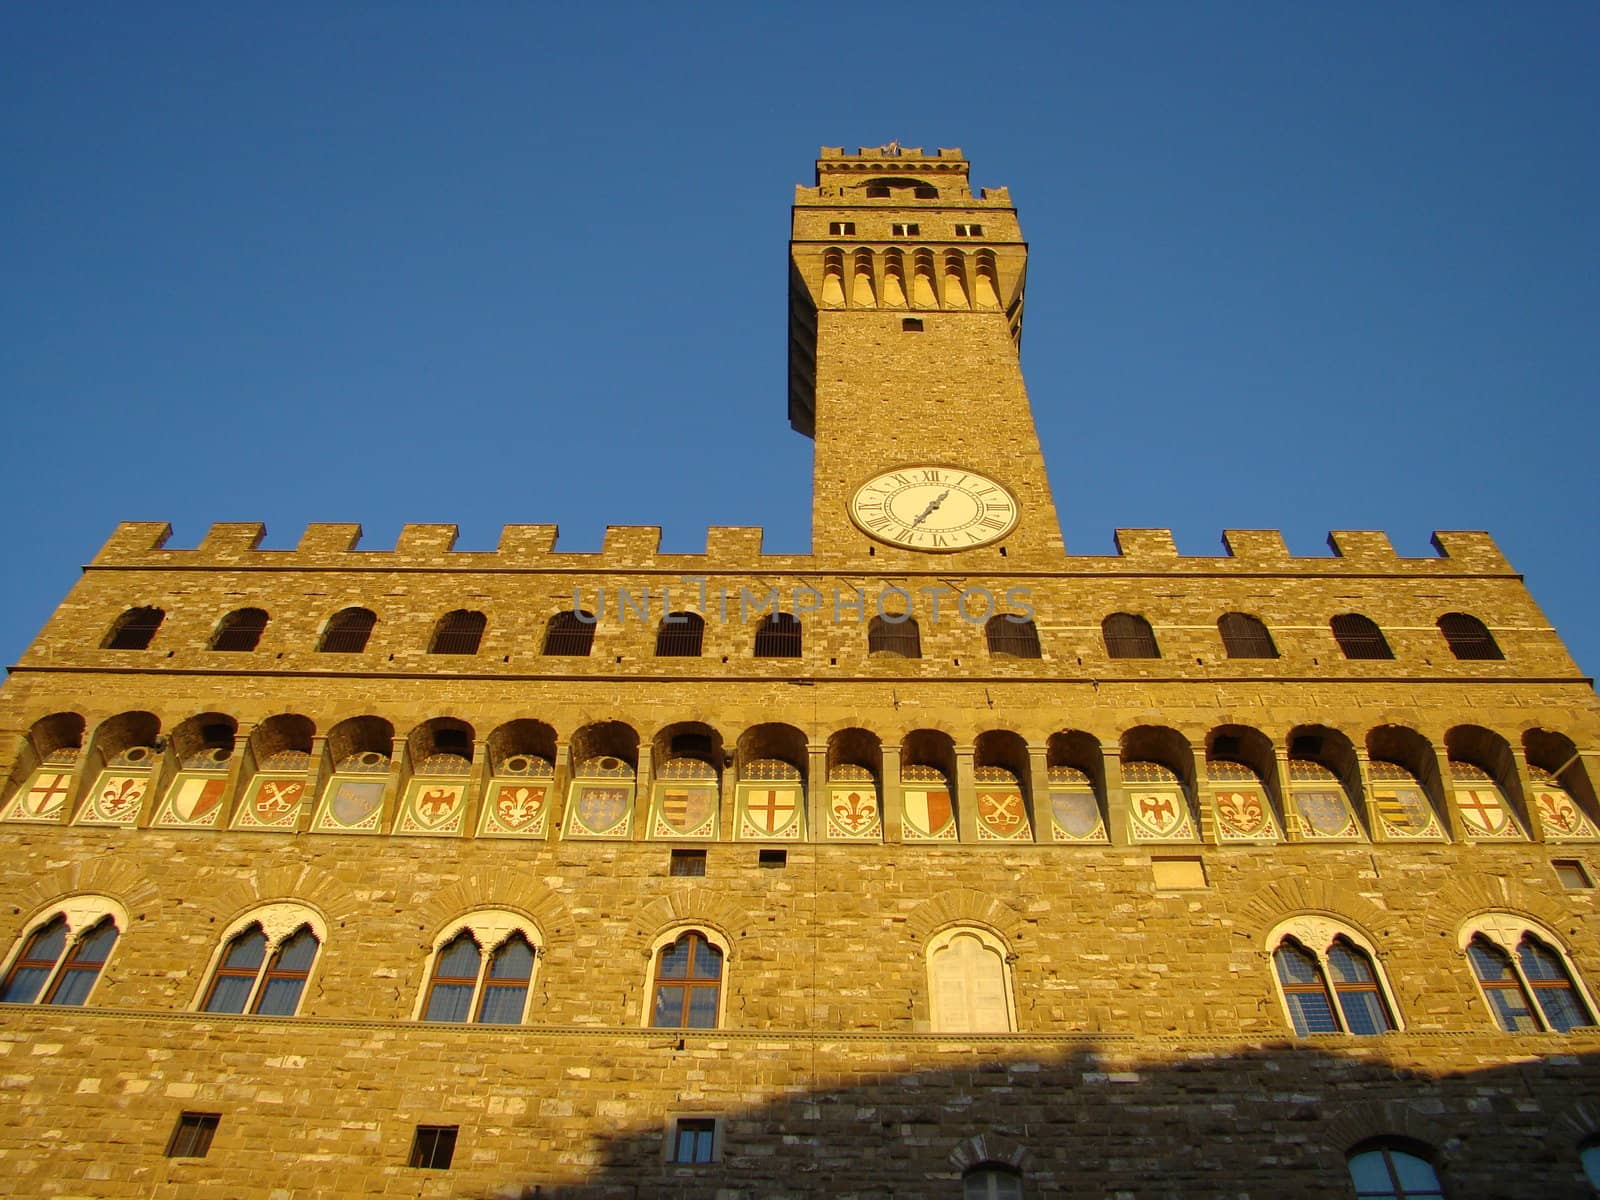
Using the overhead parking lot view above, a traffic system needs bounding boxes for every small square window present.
[1554,859,1594,890]
[891,222,920,237]
[668,1116,719,1164]
[828,221,856,236]
[166,1112,220,1159]
[670,849,707,877]
[902,318,924,332]
[758,848,787,868]
[409,1125,458,1170]
[1151,857,1207,890]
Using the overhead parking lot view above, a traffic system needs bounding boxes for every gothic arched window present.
[200,916,321,1017]
[1463,916,1596,1033]
[926,927,1014,1033]
[0,904,122,1007]
[420,914,539,1025]
[649,930,724,1028]
[1269,922,1398,1036]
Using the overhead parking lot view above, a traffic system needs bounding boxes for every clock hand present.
[908,490,950,528]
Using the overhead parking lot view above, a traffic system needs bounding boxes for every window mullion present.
[241,937,277,1015]
[36,930,78,1003]
[1315,950,1349,1034]
[1509,957,1551,1032]
[470,935,492,1021]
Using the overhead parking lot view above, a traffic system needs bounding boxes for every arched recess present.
[1365,725,1448,842]
[1043,730,1108,843]
[1205,724,1283,842]
[234,714,315,832]
[973,730,1033,842]
[395,718,475,837]
[1284,724,1366,842]
[911,248,939,307]
[734,723,808,841]
[821,247,846,307]
[0,712,87,824]
[1523,727,1600,840]
[851,247,876,307]
[646,721,721,842]
[479,720,557,839]
[565,721,640,840]
[902,729,958,842]
[880,248,908,307]
[77,711,162,827]
[1121,725,1198,843]
[151,713,237,830]
[942,248,970,308]
[1444,724,1529,840]
[824,727,882,840]
[311,716,395,835]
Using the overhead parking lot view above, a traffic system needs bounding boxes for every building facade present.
[1,146,1598,1198]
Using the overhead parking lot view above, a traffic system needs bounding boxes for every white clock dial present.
[848,465,1019,551]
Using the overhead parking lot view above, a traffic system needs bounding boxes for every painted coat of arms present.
[154,773,228,828]
[826,785,881,840]
[78,772,148,826]
[3,770,74,822]
[479,782,549,838]
[738,786,802,840]
[313,777,385,832]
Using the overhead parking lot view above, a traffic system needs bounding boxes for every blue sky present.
[3,3,1597,676]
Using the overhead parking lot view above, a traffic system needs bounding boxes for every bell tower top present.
[788,145,1061,564]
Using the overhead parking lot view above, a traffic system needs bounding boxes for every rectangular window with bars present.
[670,849,707,877]
[668,1117,719,1164]
[409,1125,458,1170]
[166,1112,220,1159]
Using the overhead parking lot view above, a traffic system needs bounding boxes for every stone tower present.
[789,145,1063,560]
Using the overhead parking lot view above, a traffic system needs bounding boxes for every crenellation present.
[1113,528,1179,559]
[1326,530,1398,562]
[91,521,173,563]
[196,523,267,558]
[393,523,460,558]
[601,525,663,564]
[1429,530,1512,572]
[295,523,364,556]
[1221,529,1291,561]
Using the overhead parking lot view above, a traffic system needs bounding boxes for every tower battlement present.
[87,520,1514,575]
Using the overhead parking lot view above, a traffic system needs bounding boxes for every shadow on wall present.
[469,1042,1600,1200]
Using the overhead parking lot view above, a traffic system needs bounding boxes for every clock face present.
[848,465,1019,551]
